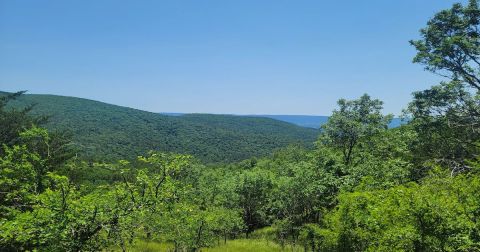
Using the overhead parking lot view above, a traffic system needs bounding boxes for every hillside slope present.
[5,93,319,163]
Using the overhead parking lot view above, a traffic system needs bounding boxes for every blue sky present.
[0,0,463,115]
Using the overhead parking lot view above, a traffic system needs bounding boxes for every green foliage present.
[0,145,38,218]
[0,140,137,251]
[298,224,324,252]
[406,81,480,176]
[0,127,76,218]
[234,167,275,235]
[0,145,245,251]
[322,171,480,251]
[1,178,134,251]
[343,126,415,190]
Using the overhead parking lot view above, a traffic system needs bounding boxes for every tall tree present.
[410,0,480,174]
[411,0,480,91]
[0,92,75,179]
[0,91,46,148]
[319,94,392,166]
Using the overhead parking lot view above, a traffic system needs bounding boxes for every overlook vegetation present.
[1,1,480,252]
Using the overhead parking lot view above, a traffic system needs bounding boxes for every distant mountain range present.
[4,92,320,163]
[162,113,404,129]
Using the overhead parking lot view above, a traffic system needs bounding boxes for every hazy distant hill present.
[4,92,320,163]
[263,115,405,128]
[250,115,329,128]
[163,113,404,129]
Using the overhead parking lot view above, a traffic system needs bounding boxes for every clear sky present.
[0,0,464,116]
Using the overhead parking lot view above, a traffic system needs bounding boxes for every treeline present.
[1,1,480,251]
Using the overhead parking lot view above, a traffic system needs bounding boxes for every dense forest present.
[4,93,319,163]
[1,1,480,251]
[3,94,402,163]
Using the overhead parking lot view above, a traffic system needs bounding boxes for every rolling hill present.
[4,92,320,163]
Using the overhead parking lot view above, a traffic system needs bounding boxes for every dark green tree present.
[319,94,392,167]
[0,91,46,148]
[406,81,480,176]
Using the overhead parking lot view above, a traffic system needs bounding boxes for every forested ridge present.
[3,93,319,163]
[1,1,480,251]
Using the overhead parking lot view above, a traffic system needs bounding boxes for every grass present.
[202,239,302,252]
[110,239,302,252]
[109,240,173,252]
